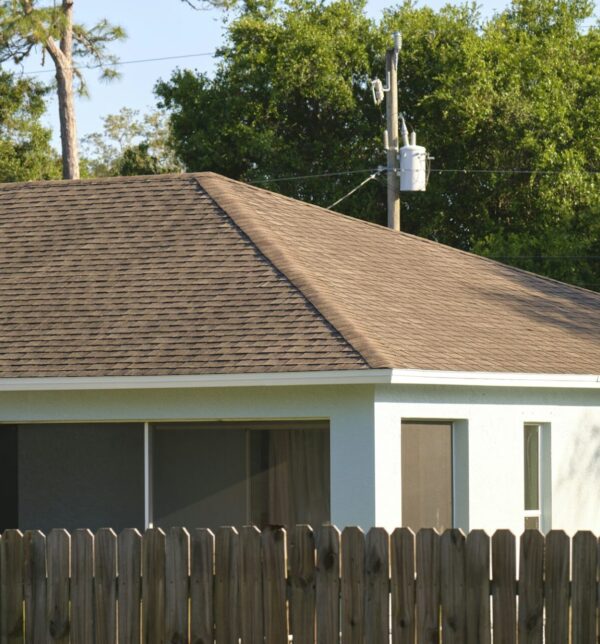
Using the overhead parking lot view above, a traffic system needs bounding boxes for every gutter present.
[0,369,598,391]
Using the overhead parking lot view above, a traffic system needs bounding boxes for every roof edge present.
[0,369,597,392]
[195,174,393,368]
[390,369,600,389]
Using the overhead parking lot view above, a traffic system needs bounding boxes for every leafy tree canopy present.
[81,107,183,177]
[157,0,600,290]
[0,69,59,181]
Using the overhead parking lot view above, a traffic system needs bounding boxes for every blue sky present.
[11,0,595,149]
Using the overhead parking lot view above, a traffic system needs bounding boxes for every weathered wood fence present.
[0,526,598,643]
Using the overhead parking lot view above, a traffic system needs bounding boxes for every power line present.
[432,168,600,175]
[248,169,380,184]
[247,166,600,185]
[327,171,381,210]
[18,51,215,76]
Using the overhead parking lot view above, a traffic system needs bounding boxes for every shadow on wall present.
[472,261,600,339]
[555,422,600,530]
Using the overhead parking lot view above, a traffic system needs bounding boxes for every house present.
[0,172,598,536]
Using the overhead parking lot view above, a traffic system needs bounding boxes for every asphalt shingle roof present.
[0,171,598,377]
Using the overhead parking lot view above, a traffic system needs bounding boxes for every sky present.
[8,0,596,150]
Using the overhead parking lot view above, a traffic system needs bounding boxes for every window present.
[152,421,330,530]
[524,423,541,530]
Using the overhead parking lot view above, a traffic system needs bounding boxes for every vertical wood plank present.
[365,528,389,644]
[544,530,569,644]
[240,526,263,644]
[23,531,46,644]
[165,527,190,644]
[262,527,288,643]
[95,529,117,644]
[391,528,415,644]
[142,528,166,644]
[491,530,516,644]
[190,529,214,644]
[289,525,316,644]
[416,529,440,644]
[518,530,544,644]
[214,527,239,644]
[341,527,365,644]
[71,529,94,644]
[46,529,70,644]
[440,529,466,644]
[571,530,597,644]
[1,530,24,644]
[465,530,490,644]
[118,529,142,644]
[315,525,340,644]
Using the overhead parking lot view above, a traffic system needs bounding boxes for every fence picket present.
[341,527,365,644]
[465,530,490,644]
[544,530,569,644]
[316,525,340,644]
[142,528,166,644]
[190,529,214,644]
[441,529,466,644]
[1,530,24,644]
[262,527,288,643]
[391,528,415,644]
[491,530,516,644]
[416,529,440,644]
[366,528,389,644]
[118,529,142,644]
[289,525,316,644]
[165,527,190,644]
[46,529,70,644]
[71,529,94,644]
[518,530,544,644]
[240,526,263,644]
[23,531,46,644]
[95,528,117,644]
[572,531,597,644]
[215,527,239,644]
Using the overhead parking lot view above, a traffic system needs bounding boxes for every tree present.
[0,0,125,179]
[81,107,184,177]
[156,0,600,290]
[0,70,59,182]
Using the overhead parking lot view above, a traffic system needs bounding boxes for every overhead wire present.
[17,51,216,76]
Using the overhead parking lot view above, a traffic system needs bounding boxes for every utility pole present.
[386,33,401,231]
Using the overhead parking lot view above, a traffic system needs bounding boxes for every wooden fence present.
[0,525,598,643]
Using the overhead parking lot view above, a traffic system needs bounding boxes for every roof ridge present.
[199,172,600,301]
[195,174,393,368]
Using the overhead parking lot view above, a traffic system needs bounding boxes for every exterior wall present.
[0,385,379,530]
[376,384,600,535]
[1,382,598,534]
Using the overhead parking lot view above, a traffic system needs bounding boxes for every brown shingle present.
[0,174,366,377]
[0,171,598,378]
[197,172,600,375]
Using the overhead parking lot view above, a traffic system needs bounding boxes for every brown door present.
[401,421,453,532]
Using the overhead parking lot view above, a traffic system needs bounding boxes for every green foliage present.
[0,0,126,95]
[0,69,59,181]
[157,0,600,290]
[81,107,184,177]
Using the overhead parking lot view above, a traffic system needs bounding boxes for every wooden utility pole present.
[386,34,401,231]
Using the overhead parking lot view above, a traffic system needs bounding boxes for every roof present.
[0,172,598,378]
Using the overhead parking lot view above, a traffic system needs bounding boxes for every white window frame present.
[523,422,551,532]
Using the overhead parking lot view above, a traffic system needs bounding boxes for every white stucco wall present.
[1,381,598,534]
[376,384,600,535]
[0,384,382,530]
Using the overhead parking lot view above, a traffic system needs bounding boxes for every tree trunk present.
[48,0,80,180]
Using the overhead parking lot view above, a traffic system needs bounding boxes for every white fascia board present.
[390,369,600,389]
[0,369,394,391]
[0,368,598,392]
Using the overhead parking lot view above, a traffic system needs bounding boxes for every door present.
[401,421,453,532]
